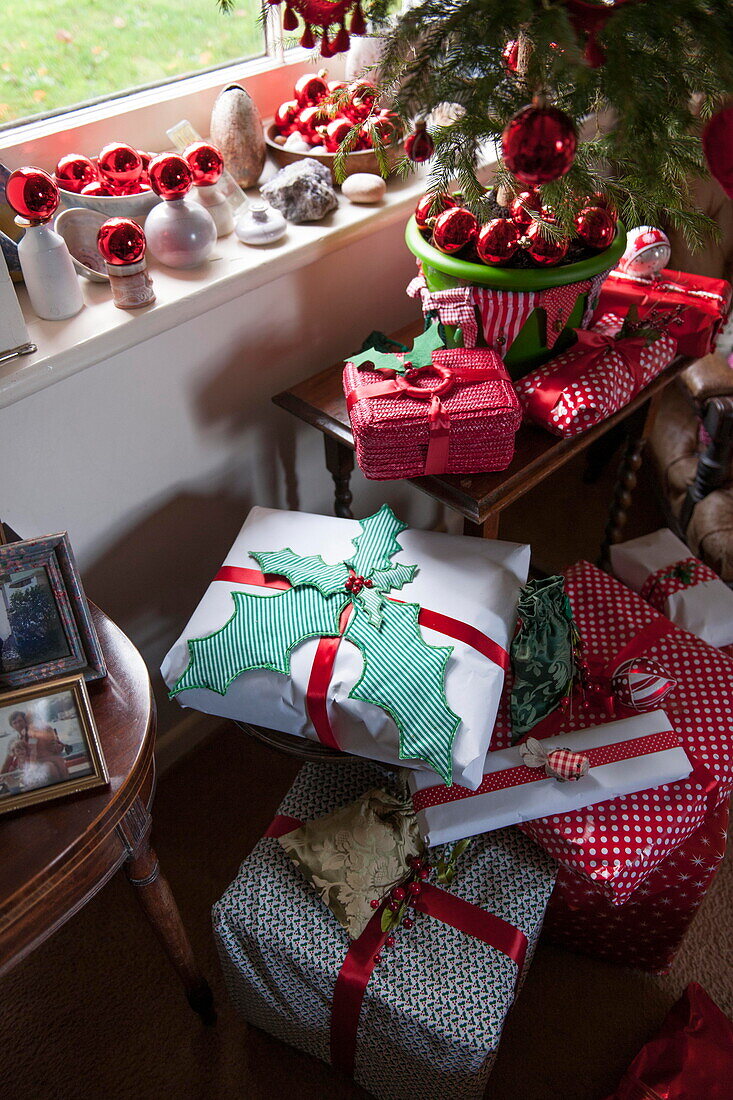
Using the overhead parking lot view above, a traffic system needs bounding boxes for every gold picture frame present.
[0,674,108,816]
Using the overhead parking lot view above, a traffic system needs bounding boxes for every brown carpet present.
[2,451,731,1100]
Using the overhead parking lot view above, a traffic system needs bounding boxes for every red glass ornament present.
[477,219,522,265]
[97,217,147,266]
[501,102,577,185]
[525,221,569,265]
[294,71,328,107]
[414,191,457,231]
[611,657,676,711]
[588,190,617,215]
[273,98,300,136]
[508,190,543,232]
[573,204,616,249]
[323,117,353,153]
[432,206,478,254]
[368,109,401,144]
[502,39,519,72]
[55,153,98,193]
[297,104,329,143]
[148,153,193,200]
[97,142,143,184]
[184,141,224,187]
[345,80,378,124]
[81,180,114,197]
[328,79,347,94]
[6,167,59,223]
[405,121,434,163]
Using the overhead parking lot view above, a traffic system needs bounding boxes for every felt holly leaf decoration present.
[347,319,445,376]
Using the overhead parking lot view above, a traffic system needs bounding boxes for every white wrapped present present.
[609,527,733,647]
[409,710,692,847]
[212,760,556,1100]
[161,505,529,788]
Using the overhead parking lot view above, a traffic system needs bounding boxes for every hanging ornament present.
[508,190,543,232]
[6,166,60,223]
[501,98,577,186]
[294,71,328,108]
[432,206,478,254]
[97,142,143,185]
[54,153,98,194]
[702,106,733,200]
[502,39,519,73]
[414,191,457,232]
[573,205,616,250]
[618,226,671,278]
[611,658,676,712]
[268,0,365,58]
[405,121,434,164]
[565,0,635,68]
[525,221,569,266]
[476,218,521,265]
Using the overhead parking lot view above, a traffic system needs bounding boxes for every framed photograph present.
[0,533,106,689]
[0,675,108,816]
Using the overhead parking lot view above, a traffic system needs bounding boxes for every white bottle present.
[194,184,235,237]
[145,198,217,269]
[16,218,84,321]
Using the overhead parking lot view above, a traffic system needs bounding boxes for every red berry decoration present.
[573,204,616,250]
[388,899,401,913]
[477,218,521,265]
[6,167,59,223]
[274,99,300,136]
[502,39,519,72]
[385,935,396,948]
[294,71,328,108]
[407,881,422,896]
[501,101,577,186]
[508,190,543,232]
[405,120,434,164]
[432,206,478,254]
[97,217,147,266]
[98,142,143,184]
[148,153,193,200]
[391,886,406,902]
[55,153,98,194]
[402,917,414,929]
[184,142,224,187]
[373,954,382,964]
[369,899,380,909]
[81,180,114,197]
[525,221,569,266]
[415,191,458,232]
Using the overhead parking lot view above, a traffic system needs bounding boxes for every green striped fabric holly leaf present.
[251,548,350,597]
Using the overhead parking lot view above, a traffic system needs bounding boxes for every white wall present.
[0,218,447,736]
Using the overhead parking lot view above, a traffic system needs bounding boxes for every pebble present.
[261,160,338,223]
[283,132,311,153]
[342,173,387,204]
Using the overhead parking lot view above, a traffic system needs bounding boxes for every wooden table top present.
[274,319,690,525]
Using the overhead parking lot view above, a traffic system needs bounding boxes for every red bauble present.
[273,99,300,136]
[148,153,193,200]
[98,142,143,184]
[97,217,147,265]
[405,121,434,163]
[414,191,457,231]
[611,657,676,711]
[525,221,569,265]
[501,102,577,186]
[55,153,98,193]
[573,204,616,249]
[508,190,543,232]
[368,110,401,144]
[327,79,347,94]
[588,190,616,215]
[477,218,521,265]
[344,80,378,124]
[294,71,328,108]
[81,180,114,196]
[184,141,224,187]
[323,117,353,153]
[6,167,59,222]
[432,206,478,254]
[702,106,733,199]
[297,104,329,144]
[502,39,519,72]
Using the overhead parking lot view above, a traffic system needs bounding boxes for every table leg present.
[324,436,354,519]
[119,799,215,1024]
[463,514,500,538]
[598,398,657,568]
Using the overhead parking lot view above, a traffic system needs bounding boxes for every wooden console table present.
[0,604,215,1022]
[274,319,689,560]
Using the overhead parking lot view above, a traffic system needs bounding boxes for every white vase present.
[194,185,235,237]
[144,198,217,269]
[235,201,287,246]
[17,222,83,321]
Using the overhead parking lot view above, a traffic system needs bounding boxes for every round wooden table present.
[0,605,215,1022]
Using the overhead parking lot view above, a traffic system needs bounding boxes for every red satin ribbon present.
[265,814,304,837]
[213,566,509,751]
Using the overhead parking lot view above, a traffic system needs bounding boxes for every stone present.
[261,161,338,223]
[283,132,311,153]
[341,173,387,204]
[210,83,266,188]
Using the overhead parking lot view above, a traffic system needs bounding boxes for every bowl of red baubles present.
[53,143,162,217]
[266,71,403,180]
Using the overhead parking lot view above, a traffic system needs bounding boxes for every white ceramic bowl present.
[54,207,110,282]
[57,185,161,219]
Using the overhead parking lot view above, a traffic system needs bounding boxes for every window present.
[0,0,268,128]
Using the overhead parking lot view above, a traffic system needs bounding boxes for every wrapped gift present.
[161,505,530,788]
[610,527,733,647]
[212,760,556,1100]
[409,710,693,847]
[596,267,732,358]
[515,315,677,438]
[343,340,521,480]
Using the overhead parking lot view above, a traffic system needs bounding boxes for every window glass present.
[0,0,266,126]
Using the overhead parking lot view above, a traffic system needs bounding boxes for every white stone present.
[283,133,310,153]
[341,173,387,204]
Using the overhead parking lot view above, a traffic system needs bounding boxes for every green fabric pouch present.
[510,575,575,742]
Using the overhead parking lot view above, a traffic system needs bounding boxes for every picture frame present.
[0,674,108,817]
[0,532,106,689]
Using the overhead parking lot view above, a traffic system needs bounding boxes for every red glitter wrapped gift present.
[343,344,521,480]
[596,267,732,358]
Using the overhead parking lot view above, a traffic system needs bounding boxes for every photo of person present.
[0,565,70,675]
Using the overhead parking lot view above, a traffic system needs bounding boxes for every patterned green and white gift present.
[213,761,556,1100]
[162,505,529,788]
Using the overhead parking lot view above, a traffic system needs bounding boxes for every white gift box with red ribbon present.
[409,710,692,847]
[610,528,733,647]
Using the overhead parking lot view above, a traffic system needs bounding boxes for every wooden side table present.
[0,604,215,1023]
[274,319,689,560]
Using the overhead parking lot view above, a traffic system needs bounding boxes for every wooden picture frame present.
[0,674,108,816]
[0,533,106,689]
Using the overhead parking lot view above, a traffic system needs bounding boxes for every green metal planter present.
[405,216,627,378]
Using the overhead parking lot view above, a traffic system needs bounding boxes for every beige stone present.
[210,83,266,188]
[341,173,387,204]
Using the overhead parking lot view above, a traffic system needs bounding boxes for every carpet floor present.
[2,451,731,1100]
